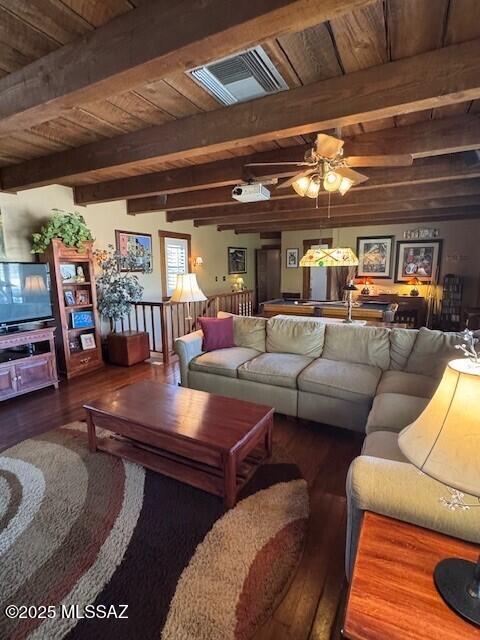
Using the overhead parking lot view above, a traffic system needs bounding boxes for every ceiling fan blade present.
[244,161,310,167]
[276,169,315,190]
[316,133,344,159]
[345,155,413,167]
[335,166,369,185]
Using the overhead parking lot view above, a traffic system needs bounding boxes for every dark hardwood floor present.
[0,360,363,640]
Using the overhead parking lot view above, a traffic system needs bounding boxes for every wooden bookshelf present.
[42,239,103,378]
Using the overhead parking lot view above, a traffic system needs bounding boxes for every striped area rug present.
[0,423,309,640]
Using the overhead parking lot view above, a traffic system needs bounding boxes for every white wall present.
[0,185,262,301]
[281,219,480,307]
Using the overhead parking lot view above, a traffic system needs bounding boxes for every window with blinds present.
[165,237,188,296]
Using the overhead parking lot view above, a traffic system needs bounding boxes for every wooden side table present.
[344,512,480,640]
[107,331,150,366]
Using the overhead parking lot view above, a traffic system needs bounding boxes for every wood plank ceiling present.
[0,0,479,232]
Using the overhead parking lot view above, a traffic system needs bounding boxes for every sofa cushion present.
[238,352,313,389]
[217,312,267,352]
[377,370,439,398]
[361,430,408,463]
[298,358,382,404]
[405,327,459,378]
[190,347,260,378]
[366,393,430,434]
[322,324,390,370]
[197,316,235,352]
[266,315,325,357]
[389,328,418,371]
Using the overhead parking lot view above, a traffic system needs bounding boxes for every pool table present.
[260,298,397,322]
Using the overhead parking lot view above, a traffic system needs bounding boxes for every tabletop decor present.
[31,209,93,253]
[356,236,394,279]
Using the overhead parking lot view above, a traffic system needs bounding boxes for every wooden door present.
[256,248,281,304]
[0,363,16,399]
[15,355,55,392]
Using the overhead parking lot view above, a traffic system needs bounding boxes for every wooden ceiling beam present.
[227,207,480,232]
[193,195,480,227]
[74,117,480,205]
[168,179,480,222]
[157,153,480,217]
[0,0,374,136]
[4,38,480,191]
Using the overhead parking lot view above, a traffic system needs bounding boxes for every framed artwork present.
[71,310,94,329]
[60,263,76,282]
[80,333,96,350]
[115,230,153,272]
[356,236,394,279]
[395,239,443,283]
[286,248,299,268]
[64,290,76,306]
[75,289,90,305]
[228,247,247,274]
[69,337,81,353]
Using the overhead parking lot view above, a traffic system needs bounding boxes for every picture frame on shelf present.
[356,236,394,279]
[395,239,443,283]
[60,263,77,283]
[75,289,90,305]
[64,290,76,306]
[69,337,82,353]
[228,247,247,274]
[71,310,94,329]
[115,230,153,272]
[286,248,299,268]
[80,333,96,350]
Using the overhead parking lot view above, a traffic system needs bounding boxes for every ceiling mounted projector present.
[232,183,270,203]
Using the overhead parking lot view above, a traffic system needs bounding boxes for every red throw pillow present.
[197,316,235,352]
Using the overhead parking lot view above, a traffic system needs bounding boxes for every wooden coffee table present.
[84,380,274,508]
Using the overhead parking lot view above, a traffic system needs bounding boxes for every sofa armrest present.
[346,456,480,578]
[173,330,203,387]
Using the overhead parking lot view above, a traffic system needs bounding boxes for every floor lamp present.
[170,273,207,330]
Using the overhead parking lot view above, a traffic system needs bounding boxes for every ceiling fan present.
[244,132,413,199]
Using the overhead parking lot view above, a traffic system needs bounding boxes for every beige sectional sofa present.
[174,314,480,575]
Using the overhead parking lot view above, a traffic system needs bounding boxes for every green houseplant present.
[31,209,93,253]
[94,245,145,332]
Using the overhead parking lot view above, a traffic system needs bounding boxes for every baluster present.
[160,304,169,363]
[151,306,157,351]
[142,305,146,333]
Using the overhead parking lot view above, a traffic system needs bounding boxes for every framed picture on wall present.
[286,248,299,268]
[115,230,153,272]
[356,236,394,279]
[228,247,247,274]
[395,239,442,283]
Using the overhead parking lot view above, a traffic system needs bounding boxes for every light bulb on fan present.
[338,176,354,196]
[323,170,342,192]
[293,174,321,199]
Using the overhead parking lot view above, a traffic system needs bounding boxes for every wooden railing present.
[114,290,253,363]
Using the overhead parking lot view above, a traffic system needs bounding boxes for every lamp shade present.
[398,359,480,497]
[170,273,206,303]
[299,247,359,268]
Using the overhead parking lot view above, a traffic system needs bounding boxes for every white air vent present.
[188,46,288,106]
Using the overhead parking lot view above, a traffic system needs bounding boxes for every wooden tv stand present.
[0,327,58,401]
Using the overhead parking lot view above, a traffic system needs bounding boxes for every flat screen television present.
[0,262,53,328]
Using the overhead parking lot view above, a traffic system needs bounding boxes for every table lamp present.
[357,277,374,295]
[407,276,421,296]
[170,273,206,321]
[398,353,480,625]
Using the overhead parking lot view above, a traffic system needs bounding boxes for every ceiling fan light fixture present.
[338,176,354,196]
[292,174,321,199]
[323,170,342,192]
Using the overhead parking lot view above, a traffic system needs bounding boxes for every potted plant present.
[31,209,93,253]
[94,245,146,333]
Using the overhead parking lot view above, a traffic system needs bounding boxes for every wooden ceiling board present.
[163,73,221,111]
[444,0,480,45]
[0,0,92,44]
[261,39,302,88]
[329,0,387,72]
[276,23,342,84]
[0,40,32,73]
[136,79,203,119]
[387,0,449,60]
[0,7,58,60]
[80,99,148,133]
[31,116,106,147]
[107,91,173,126]
[59,0,134,28]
